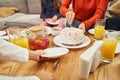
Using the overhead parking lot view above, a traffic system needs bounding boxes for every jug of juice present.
[28,26,49,50]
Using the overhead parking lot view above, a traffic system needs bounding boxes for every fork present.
[51,60,59,72]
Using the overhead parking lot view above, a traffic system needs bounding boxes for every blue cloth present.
[105,16,120,31]
[41,0,62,20]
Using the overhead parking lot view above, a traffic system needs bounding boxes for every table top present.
[0,32,120,80]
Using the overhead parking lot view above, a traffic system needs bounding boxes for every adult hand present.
[29,50,49,61]
[51,15,57,22]
[65,11,75,25]
[78,23,86,33]
[37,71,53,80]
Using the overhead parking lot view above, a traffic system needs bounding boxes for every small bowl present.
[51,27,62,36]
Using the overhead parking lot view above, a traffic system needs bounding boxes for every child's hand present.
[51,15,57,22]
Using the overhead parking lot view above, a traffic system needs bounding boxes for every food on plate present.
[60,27,84,46]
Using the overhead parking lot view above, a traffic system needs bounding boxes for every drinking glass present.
[101,35,118,63]
[8,27,29,49]
[94,19,105,40]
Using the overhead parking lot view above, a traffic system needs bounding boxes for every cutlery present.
[51,60,59,72]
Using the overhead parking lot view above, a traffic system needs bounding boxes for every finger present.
[70,13,75,25]
[66,13,70,22]
[67,13,73,25]
[68,13,73,25]
[39,56,50,61]
[79,26,85,33]
[40,50,47,55]
[69,14,74,25]
[66,12,72,23]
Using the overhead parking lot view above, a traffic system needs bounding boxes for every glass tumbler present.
[94,19,105,40]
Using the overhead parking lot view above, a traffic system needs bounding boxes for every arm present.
[0,71,53,80]
[56,13,63,19]
[60,0,72,16]
[0,39,29,63]
[60,0,72,17]
[60,0,75,25]
[83,0,108,28]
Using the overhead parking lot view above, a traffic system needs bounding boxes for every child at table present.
[0,39,53,80]
[40,0,64,29]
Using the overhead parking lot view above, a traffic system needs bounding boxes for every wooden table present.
[0,32,120,80]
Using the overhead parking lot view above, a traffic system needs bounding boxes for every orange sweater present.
[60,0,108,28]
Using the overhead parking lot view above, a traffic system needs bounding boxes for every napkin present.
[79,40,103,79]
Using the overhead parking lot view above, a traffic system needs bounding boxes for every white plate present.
[53,35,91,49]
[42,47,69,58]
[88,29,108,35]
[115,42,120,54]
[88,29,94,34]
[47,20,59,25]
[0,31,6,36]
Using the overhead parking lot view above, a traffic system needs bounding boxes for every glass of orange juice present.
[15,37,29,49]
[101,35,118,63]
[94,19,105,40]
[8,27,29,49]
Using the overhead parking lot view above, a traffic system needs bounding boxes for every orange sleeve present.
[60,0,72,17]
[83,0,108,28]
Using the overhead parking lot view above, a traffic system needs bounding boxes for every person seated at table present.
[105,16,120,31]
[60,0,108,32]
[40,0,64,29]
[105,0,120,31]
[0,39,53,80]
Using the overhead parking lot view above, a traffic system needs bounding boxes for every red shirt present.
[60,0,108,28]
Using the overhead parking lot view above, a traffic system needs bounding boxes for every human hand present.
[51,15,57,22]
[37,71,53,80]
[78,23,86,33]
[29,50,49,61]
[65,11,75,25]
[45,19,49,22]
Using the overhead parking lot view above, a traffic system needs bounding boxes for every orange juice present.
[94,26,105,40]
[9,38,16,44]
[10,37,29,49]
[15,37,29,49]
[101,39,117,60]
